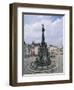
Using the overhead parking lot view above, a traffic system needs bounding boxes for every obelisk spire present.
[42,24,45,45]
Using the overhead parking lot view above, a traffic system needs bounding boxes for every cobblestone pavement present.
[22,54,63,75]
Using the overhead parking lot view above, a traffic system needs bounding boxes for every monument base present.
[30,60,57,73]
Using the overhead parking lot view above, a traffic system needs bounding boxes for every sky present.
[23,14,64,47]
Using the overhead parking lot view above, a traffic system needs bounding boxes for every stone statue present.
[31,24,51,69]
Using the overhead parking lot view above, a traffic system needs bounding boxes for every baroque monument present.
[30,24,56,72]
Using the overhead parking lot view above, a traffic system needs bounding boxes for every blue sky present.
[24,14,64,47]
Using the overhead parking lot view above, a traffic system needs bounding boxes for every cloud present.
[24,15,64,47]
[37,16,44,19]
